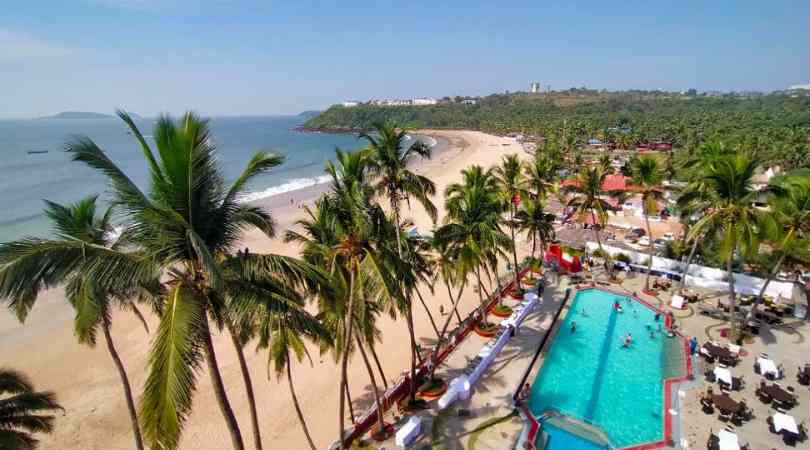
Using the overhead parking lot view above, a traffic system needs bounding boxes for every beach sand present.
[0,130,529,450]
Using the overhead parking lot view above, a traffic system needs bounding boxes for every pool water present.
[529,289,676,448]
[541,422,608,450]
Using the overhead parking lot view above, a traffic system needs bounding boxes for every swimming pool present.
[529,289,684,448]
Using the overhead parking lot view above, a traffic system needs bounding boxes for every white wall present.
[585,242,801,301]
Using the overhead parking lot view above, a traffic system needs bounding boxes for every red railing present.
[341,268,531,447]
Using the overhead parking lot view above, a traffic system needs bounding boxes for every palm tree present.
[514,197,556,261]
[288,149,397,448]
[493,155,527,290]
[524,154,557,201]
[675,140,736,292]
[230,265,331,450]
[563,166,614,277]
[43,111,289,449]
[441,166,511,314]
[630,156,665,292]
[362,121,437,403]
[748,173,810,318]
[688,154,764,338]
[0,196,150,450]
[0,369,62,450]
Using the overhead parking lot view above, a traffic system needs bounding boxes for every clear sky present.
[2,0,809,118]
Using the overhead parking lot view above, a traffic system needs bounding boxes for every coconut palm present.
[675,140,736,292]
[514,197,556,261]
[441,166,511,314]
[287,149,397,448]
[45,111,292,450]
[362,121,437,403]
[493,155,527,289]
[226,259,331,450]
[688,154,765,338]
[0,369,62,450]
[0,196,151,450]
[524,154,557,201]
[563,166,614,277]
[629,156,665,291]
[748,173,810,317]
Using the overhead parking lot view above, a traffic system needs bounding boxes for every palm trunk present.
[430,284,466,380]
[414,286,440,339]
[391,202,419,406]
[355,334,386,434]
[226,324,262,450]
[644,213,654,291]
[590,210,612,278]
[405,304,418,403]
[338,265,357,450]
[445,281,464,325]
[726,256,738,339]
[678,237,700,293]
[749,247,790,320]
[343,379,356,424]
[202,319,245,450]
[102,318,144,450]
[286,352,317,450]
[368,342,389,391]
[531,232,537,261]
[510,204,520,289]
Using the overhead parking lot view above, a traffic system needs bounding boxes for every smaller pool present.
[541,422,608,450]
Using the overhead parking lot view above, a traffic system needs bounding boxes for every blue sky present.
[2,0,809,118]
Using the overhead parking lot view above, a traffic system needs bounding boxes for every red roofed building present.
[561,173,641,193]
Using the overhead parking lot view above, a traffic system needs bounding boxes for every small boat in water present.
[27,150,49,155]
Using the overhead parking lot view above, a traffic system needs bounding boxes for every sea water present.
[0,115,434,242]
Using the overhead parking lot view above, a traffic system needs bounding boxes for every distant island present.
[38,111,143,120]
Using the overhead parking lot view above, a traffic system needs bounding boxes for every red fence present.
[341,268,531,447]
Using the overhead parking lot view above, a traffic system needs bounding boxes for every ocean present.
[0,115,435,242]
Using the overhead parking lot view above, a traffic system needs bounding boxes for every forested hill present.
[305,89,810,169]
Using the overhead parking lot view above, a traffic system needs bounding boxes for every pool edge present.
[516,285,694,450]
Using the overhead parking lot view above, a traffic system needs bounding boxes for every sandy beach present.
[0,130,529,450]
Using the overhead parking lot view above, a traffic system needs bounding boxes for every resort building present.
[341,101,360,107]
[412,97,438,106]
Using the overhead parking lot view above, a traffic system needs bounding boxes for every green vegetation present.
[306,90,810,170]
[0,112,808,450]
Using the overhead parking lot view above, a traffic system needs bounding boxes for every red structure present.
[544,243,582,273]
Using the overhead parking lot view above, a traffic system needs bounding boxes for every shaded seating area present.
[756,381,798,409]
[767,412,808,446]
[700,342,741,366]
[706,391,753,425]
[707,428,750,450]
[754,355,785,380]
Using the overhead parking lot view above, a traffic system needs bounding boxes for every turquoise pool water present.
[541,423,608,450]
[529,289,671,448]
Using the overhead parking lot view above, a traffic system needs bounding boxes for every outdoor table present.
[718,429,740,450]
[757,357,779,378]
[712,394,741,414]
[713,367,732,386]
[762,384,794,404]
[702,343,733,360]
[772,412,799,434]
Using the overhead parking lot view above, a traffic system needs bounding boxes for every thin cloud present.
[0,29,72,59]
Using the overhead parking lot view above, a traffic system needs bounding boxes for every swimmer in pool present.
[571,321,577,333]
[622,333,633,348]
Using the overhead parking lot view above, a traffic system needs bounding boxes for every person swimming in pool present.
[613,301,623,313]
[622,333,633,348]
[571,320,577,333]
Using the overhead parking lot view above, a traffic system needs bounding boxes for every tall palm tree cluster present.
[0,112,807,450]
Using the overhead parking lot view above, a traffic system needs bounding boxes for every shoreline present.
[244,133,450,217]
[1,129,529,450]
